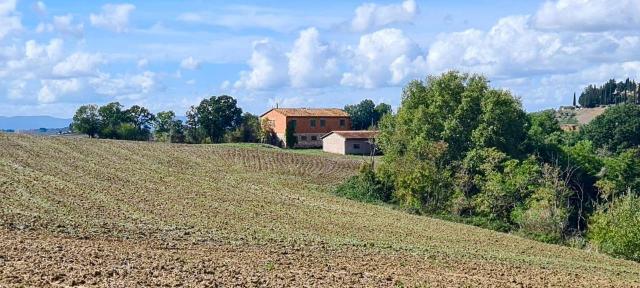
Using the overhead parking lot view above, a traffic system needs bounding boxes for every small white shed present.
[321,131,379,155]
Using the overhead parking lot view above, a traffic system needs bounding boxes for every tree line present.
[71,95,391,145]
[578,78,640,108]
[337,71,640,261]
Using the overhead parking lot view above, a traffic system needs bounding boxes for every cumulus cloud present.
[351,0,418,32]
[33,1,46,15]
[180,56,201,70]
[38,78,82,103]
[0,0,22,39]
[90,71,157,99]
[52,52,103,77]
[90,3,135,33]
[234,39,288,90]
[38,14,84,37]
[533,0,640,32]
[342,28,425,88]
[288,27,340,88]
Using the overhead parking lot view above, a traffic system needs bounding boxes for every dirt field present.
[1,134,640,287]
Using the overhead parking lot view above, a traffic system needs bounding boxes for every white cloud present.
[533,0,640,32]
[288,27,339,88]
[426,16,575,77]
[180,56,201,70]
[90,71,157,99]
[137,58,148,68]
[34,1,46,15]
[52,52,103,77]
[342,28,424,88]
[0,0,22,39]
[7,80,26,99]
[234,39,288,90]
[24,38,64,61]
[177,5,338,33]
[90,3,135,33]
[37,78,82,103]
[52,14,84,37]
[351,0,418,32]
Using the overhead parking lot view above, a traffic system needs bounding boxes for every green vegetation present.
[590,194,640,261]
[579,78,640,108]
[344,99,392,130]
[338,71,640,261]
[1,134,639,286]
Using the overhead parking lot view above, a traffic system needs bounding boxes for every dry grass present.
[1,133,639,287]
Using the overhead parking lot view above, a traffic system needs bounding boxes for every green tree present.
[189,95,243,143]
[226,113,261,143]
[582,104,640,153]
[259,117,276,145]
[154,111,184,143]
[344,99,392,130]
[590,194,640,261]
[125,105,155,140]
[97,102,127,139]
[285,120,297,148]
[71,104,100,138]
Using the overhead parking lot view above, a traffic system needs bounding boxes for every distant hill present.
[0,116,71,130]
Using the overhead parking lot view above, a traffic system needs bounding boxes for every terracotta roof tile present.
[263,108,350,117]
[322,130,379,139]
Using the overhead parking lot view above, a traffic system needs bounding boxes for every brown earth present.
[1,134,640,287]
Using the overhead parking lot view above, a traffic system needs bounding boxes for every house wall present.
[344,139,374,155]
[261,111,352,148]
[322,133,346,154]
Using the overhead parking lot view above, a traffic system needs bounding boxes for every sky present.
[1,0,640,118]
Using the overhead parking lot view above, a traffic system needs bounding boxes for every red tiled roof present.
[261,108,350,117]
[321,130,379,139]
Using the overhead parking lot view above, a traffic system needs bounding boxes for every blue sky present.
[1,0,640,117]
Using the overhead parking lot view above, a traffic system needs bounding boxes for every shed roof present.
[321,130,379,140]
[261,108,349,117]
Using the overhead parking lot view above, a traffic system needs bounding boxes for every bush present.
[335,163,390,203]
[589,194,640,261]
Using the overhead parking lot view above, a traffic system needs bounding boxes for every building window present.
[311,136,317,141]
[320,119,326,127]
[310,119,316,127]
[289,119,297,129]
[339,119,346,127]
[301,135,308,141]
[353,143,361,149]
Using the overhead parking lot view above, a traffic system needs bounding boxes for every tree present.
[189,95,243,143]
[71,104,100,138]
[259,117,276,145]
[97,102,127,139]
[590,194,640,261]
[581,104,640,153]
[226,113,261,143]
[125,105,155,140]
[154,111,184,143]
[344,99,392,130]
[285,120,297,148]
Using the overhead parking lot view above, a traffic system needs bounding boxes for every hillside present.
[1,134,640,286]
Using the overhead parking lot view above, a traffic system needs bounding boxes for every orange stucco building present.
[260,108,351,148]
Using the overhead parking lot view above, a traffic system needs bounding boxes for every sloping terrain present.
[1,134,639,287]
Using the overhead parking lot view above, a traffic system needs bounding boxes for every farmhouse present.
[261,108,351,148]
[322,130,379,155]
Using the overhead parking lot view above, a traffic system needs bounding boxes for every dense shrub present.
[589,194,640,261]
[335,163,390,203]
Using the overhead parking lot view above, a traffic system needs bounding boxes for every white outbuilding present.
[321,130,379,155]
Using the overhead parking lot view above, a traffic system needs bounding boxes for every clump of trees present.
[71,95,263,144]
[344,99,392,130]
[337,71,640,261]
[578,78,640,108]
[72,102,156,141]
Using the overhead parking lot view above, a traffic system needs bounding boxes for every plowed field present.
[1,134,639,287]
